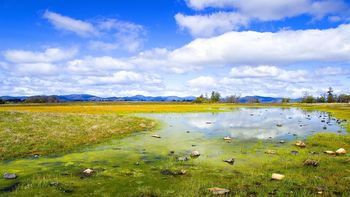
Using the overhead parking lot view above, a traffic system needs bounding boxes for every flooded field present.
[0,108,348,196]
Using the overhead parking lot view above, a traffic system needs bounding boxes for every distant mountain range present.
[0,94,301,103]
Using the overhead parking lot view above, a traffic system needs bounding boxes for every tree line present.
[300,87,350,103]
[193,87,350,104]
[193,91,259,103]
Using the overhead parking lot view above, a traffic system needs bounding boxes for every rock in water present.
[324,150,336,155]
[3,173,17,179]
[295,141,306,148]
[223,136,232,140]
[265,150,277,154]
[208,187,230,195]
[336,148,346,155]
[151,135,161,138]
[190,150,200,157]
[271,173,285,180]
[276,124,283,127]
[223,158,235,165]
[303,159,319,167]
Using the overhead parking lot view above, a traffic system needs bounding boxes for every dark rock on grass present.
[279,140,286,144]
[309,151,319,155]
[207,187,230,195]
[303,159,320,167]
[186,130,190,133]
[291,150,299,155]
[223,158,235,165]
[0,182,20,192]
[3,173,17,180]
[160,169,186,176]
[49,182,74,193]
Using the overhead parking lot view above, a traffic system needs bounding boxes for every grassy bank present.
[0,111,156,160]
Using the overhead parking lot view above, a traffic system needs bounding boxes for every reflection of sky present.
[140,108,346,140]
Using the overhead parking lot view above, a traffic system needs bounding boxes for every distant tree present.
[224,94,241,103]
[25,95,59,103]
[210,91,221,103]
[281,98,290,103]
[316,94,326,103]
[0,99,5,104]
[327,87,335,103]
[303,96,315,103]
[248,97,260,103]
[193,94,207,103]
[301,92,315,103]
[337,94,350,103]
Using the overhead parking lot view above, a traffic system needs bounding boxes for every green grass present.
[0,111,157,160]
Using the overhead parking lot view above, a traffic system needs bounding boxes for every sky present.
[1,0,350,98]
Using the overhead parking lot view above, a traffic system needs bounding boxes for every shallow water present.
[138,107,346,140]
[0,108,347,195]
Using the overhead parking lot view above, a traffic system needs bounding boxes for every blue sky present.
[1,0,350,98]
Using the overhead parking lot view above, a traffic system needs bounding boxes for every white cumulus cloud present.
[180,0,349,37]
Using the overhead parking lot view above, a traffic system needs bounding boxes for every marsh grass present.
[0,111,157,160]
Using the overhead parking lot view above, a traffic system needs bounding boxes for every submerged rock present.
[271,173,285,180]
[265,150,277,154]
[190,150,200,157]
[336,148,346,155]
[206,121,212,124]
[304,159,319,167]
[295,141,306,148]
[207,187,230,195]
[223,158,235,165]
[276,124,283,127]
[151,134,161,138]
[3,173,17,180]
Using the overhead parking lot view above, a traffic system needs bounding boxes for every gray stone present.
[3,173,17,179]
